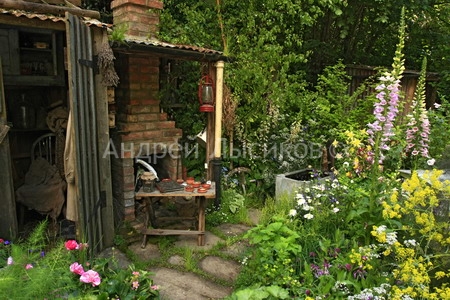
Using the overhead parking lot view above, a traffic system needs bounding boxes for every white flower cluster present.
[358,244,381,260]
[293,192,316,219]
[404,239,417,247]
[289,178,346,221]
[386,231,397,245]
[332,281,350,295]
[376,225,398,245]
[347,283,391,300]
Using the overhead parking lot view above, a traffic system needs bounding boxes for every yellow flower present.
[435,271,446,279]
[345,131,355,139]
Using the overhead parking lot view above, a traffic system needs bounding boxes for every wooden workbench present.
[135,183,216,248]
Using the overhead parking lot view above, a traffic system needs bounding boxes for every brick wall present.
[111,0,163,38]
[111,52,182,222]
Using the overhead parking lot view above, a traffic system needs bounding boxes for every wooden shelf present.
[20,47,52,53]
[11,152,31,159]
[10,128,50,132]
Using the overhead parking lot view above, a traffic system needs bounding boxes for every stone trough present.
[275,169,330,200]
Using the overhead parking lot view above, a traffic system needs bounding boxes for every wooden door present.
[0,57,18,239]
[65,13,114,255]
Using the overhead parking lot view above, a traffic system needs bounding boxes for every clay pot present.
[176,179,184,184]
[185,185,194,192]
[201,183,211,189]
[197,187,207,193]
[186,177,195,185]
[192,181,201,188]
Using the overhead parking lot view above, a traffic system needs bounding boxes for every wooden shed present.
[0,0,114,255]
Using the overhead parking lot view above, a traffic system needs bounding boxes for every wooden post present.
[0,58,18,239]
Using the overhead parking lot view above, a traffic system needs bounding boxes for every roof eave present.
[111,40,230,63]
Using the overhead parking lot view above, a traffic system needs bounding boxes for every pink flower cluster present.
[67,240,101,287]
[367,74,401,164]
[405,100,430,158]
[70,262,101,287]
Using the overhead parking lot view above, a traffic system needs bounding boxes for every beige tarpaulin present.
[64,111,78,222]
[16,157,66,221]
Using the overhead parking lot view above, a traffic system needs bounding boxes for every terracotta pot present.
[201,183,211,189]
[192,181,201,188]
[186,177,195,185]
[185,185,194,192]
[197,187,207,193]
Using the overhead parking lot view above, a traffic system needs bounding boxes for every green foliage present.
[94,259,159,299]
[0,222,78,299]
[237,217,302,289]
[226,285,290,300]
[428,96,450,165]
[159,1,450,195]
[0,222,159,299]
[108,24,128,43]
[206,189,248,227]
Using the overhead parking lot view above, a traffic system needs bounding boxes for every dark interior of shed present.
[1,24,75,238]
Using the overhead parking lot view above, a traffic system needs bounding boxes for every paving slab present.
[149,267,232,300]
[199,256,241,283]
[248,208,262,225]
[216,223,251,237]
[168,254,185,266]
[129,242,161,261]
[174,231,223,250]
[97,247,131,269]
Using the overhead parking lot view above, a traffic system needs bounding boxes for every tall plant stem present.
[215,0,227,54]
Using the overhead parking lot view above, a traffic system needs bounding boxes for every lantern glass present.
[201,84,214,104]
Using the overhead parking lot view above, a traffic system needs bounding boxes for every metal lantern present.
[198,75,215,112]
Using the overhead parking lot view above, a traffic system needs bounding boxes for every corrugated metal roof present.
[0,8,111,28]
[123,36,224,56]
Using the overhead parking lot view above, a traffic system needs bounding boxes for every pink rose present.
[80,270,101,287]
[70,262,85,275]
[25,263,33,270]
[65,240,79,250]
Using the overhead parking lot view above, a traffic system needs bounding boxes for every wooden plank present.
[24,0,81,6]
[143,229,205,235]
[0,0,99,19]
[92,26,115,248]
[0,58,18,240]
[154,216,197,221]
[135,185,216,199]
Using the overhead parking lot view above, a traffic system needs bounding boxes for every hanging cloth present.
[64,111,78,222]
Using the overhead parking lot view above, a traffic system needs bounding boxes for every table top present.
[135,182,216,199]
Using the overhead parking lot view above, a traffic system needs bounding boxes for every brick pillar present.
[111,0,163,39]
[111,51,182,222]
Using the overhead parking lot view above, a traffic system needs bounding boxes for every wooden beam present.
[21,0,81,6]
[0,0,100,19]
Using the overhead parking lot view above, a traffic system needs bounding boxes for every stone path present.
[103,209,261,300]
